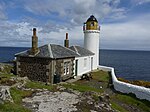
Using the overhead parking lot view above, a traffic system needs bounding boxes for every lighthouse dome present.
[86,15,98,23]
[84,15,99,30]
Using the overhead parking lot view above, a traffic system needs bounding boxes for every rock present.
[98,95,105,102]
[100,86,103,89]
[98,93,110,103]
[0,66,4,72]
[0,86,13,102]
[0,99,4,104]
[90,110,97,112]
[82,91,96,96]
[23,91,80,112]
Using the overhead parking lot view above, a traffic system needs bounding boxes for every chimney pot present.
[66,33,68,40]
[33,28,36,36]
[31,28,38,55]
[64,33,69,48]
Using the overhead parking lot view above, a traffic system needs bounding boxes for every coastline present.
[0,63,150,112]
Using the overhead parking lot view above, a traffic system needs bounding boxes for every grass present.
[110,101,128,112]
[63,83,103,92]
[0,69,149,112]
[10,87,33,104]
[111,93,150,112]
[118,77,150,88]
[0,73,17,86]
[0,64,13,74]
[91,70,109,82]
[0,87,32,112]
[0,102,31,112]
[62,70,110,93]
[0,73,16,79]
[25,80,54,91]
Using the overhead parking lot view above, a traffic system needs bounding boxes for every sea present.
[0,47,150,81]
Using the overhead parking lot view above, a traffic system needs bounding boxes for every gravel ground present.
[23,91,80,112]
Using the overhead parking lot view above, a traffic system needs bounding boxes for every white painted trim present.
[84,30,100,33]
[48,44,53,58]
[15,50,28,56]
[98,65,150,101]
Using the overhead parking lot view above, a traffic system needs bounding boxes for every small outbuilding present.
[15,28,78,84]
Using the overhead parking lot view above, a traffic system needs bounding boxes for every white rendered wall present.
[84,30,100,69]
[75,56,94,76]
[98,65,150,101]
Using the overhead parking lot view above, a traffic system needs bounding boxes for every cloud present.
[23,0,122,25]
[101,14,150,50]
[0,2,7,20]
[0,0,150,51]
[131,0,150,5]
[0,19,83,47]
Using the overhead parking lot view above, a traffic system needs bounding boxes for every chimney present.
[31,28,39,55]
[64,33,69,48]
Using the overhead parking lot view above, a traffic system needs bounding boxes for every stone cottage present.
[15,28,78,84]
[15,15,101,84]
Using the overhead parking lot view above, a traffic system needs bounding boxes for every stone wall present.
[16,57,51,83]
[55,59,63,76]
[16,56,75,84]
[55,58,74,81]
[98,65,150,101]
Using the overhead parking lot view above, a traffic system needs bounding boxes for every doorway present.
[91,57,93,71]
[75,60,78,76]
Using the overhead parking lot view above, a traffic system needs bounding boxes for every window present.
[64,62,70,75]
[91,22,94,26]
[84,58,87,68]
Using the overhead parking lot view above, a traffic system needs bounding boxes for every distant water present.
[100,50,150,81]
[0,47,28,63]
[0,47,150,81]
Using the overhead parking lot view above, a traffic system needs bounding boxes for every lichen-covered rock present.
[0,86,13,102]
[0,66,4,72]
[23,91,80,112]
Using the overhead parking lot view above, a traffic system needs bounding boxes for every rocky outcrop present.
[22,87,115,112]
[23,91,80,112]
[0,86,13,103]
[0,63,12,74]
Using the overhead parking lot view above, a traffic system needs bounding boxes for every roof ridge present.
[73,46,80,56]
[77,45,94,54]
[48,44,53,58]
[15,50,28,56]
[61,45,80,56]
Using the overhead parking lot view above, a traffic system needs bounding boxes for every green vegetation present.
[92,70,109,82]
[0,73,16,86]
[25,80,54,91]
[0,73,15,79]
[10,87,33,104]
[62,70,109,93]
[63,83,102,92]
[0,102,31,112]
[110,101,128,112]
[118,77,150,88]
[0,87,32,112]
[0,64,13,74]
[0,64,149,112]
[111,93,150,112]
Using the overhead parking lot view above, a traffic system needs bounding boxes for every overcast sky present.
[0,0,150,50]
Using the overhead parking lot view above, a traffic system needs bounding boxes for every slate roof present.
[15,44,79,59]
[69,46,94,57]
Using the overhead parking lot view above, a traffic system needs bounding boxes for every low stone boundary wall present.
[98,65,150,101]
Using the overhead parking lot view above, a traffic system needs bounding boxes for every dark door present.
[75,60,78,76]
[91,57,93,70]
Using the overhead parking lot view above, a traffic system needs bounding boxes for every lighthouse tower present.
[83,15,100,69]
